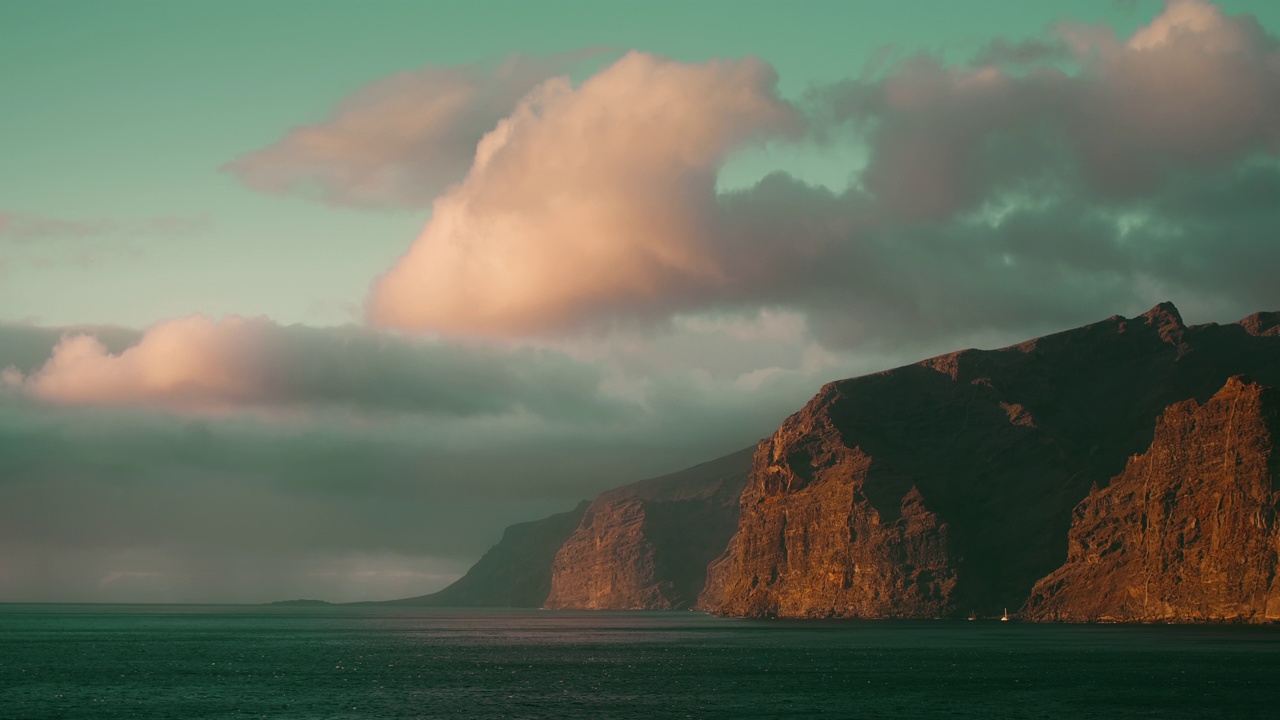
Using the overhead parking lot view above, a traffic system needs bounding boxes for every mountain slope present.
[1024,377,1280,622]
[544,447,752,610]
[379,501,588,607]
[698,304,1280,618]
[383,448,753,609]
[383,304,1280,621]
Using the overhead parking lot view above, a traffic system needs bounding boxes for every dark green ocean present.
[2,604,1278,719]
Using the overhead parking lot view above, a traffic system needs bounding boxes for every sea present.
[2,605,1278,719]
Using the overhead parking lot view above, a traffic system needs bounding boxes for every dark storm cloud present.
[707,157,1280,352]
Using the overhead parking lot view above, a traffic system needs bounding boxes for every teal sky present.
[8,0,1272,329]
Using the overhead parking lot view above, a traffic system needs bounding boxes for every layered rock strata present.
[388,448,753,609]
[384,304,1280,620]
[544,448,752,610]
[699,304,1280,618]
[1024,377,1280,622]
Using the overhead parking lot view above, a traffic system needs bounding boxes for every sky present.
[2,0,1279,603]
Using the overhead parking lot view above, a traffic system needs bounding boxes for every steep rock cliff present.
[699,304,1280,618]
[1024,377,1280,622]
[381,502,588,607]
[543,448,752,610]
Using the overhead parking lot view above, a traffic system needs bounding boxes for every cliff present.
[384,303,1280,620]
[380,502,588,607]
[698,304,1280,618]
[1024,377,1280,622]
[544,448,752,610]
[385,447,753,609]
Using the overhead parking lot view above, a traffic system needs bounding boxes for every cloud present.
[0,212,105,242]
[0,310,861,603]
[761,0,1280,345]
[827,0,1280,219]
[0,212,208,243]
[969,38,1069,67]
[368,51,801,335]
[0,212,208,275]
[1,316,624,419]
[359,3,1279,347]
[223,50,610,208]
[0,323,140,373]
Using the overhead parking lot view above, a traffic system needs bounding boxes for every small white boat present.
[1000,608,1010,622]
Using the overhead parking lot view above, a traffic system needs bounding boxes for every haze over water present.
[3,605,1278,719]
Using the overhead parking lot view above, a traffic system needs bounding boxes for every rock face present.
[699,304,1280,618]
[1024,377,1280,622]
[383,303,1280,621]
[544,448,752,610]
[385,448,752,609]
[381,502,588,607]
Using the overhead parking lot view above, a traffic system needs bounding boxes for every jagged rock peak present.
[917,303,1189,382]
[1140,300,1184,329]
[1140,301,1186,345]
[1238,310,1280,338]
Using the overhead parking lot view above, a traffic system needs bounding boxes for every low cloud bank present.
[2,315,621,419]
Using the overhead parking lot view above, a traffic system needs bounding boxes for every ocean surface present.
[2,605,1278,719]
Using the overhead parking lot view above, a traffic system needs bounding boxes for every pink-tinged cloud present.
[223,50,609,208]
[10,316,274,410]
[367,51,801,335]
[361,4,1280,343]
[1064,0,1280,194]
[841,0,1280,219]
[1125,0,1242,51]
[1,315,625,418]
